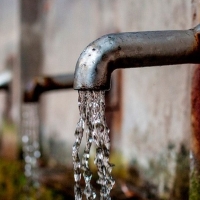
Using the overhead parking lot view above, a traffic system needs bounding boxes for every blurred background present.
[0,0,200,199]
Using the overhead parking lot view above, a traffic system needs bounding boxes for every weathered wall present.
[0,0,197,198]
[119,1,193,192]
[41,0,194,197]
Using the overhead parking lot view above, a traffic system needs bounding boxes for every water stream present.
[21,103,41,189]
[73,91,115,200]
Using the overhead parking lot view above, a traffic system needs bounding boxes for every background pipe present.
[22,73,74,189]
[0,69,13,122]
[23,73,74,103]
[0,70,12,90]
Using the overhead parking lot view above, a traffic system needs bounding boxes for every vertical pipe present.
[20,0,44,187]
[105,70,123,150]
[20,0,44,147]
[20,0,43,84]
[190,65,200,199]
[190,1,200,199]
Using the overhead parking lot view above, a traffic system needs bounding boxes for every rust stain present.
[193,12,197,22]
[191,65,200,162]
[195,30,200,49]
[105,70,123,149]
[112,69,123,131]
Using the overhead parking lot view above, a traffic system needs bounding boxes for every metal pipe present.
[74,24,200,91]
[0,69,12,122]
[24,73,74,102]
[0,70,12,90]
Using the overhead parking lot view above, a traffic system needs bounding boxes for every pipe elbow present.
[24,74,74,102]
[74,34,122,91]
[23,77,42,103]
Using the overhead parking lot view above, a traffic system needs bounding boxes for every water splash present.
[22,103,41,189]
[72,91,115,200]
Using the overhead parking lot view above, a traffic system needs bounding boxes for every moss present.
[0,159,67,200]
[170,144,189,200]
[109,151,128,179]
[190,170,200,200]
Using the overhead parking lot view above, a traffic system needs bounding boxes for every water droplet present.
[34,150,41,158]
[22,135,29,143]
[74,169,82,182]
[96,123,104,132]
[25,164,31,171]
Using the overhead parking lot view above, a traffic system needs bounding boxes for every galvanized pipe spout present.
[74,24,200,91]
[24,74,74,102]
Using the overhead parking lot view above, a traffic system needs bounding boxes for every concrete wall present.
[40,1,194,197]
[0,0,198,198]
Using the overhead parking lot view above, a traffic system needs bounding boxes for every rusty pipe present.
[24,74,74,102]
[74,24,200,90]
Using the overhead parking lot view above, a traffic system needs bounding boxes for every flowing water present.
[72,91,115,200]
[22,103,41,189]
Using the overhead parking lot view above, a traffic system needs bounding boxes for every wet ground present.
[38,166,160,200]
